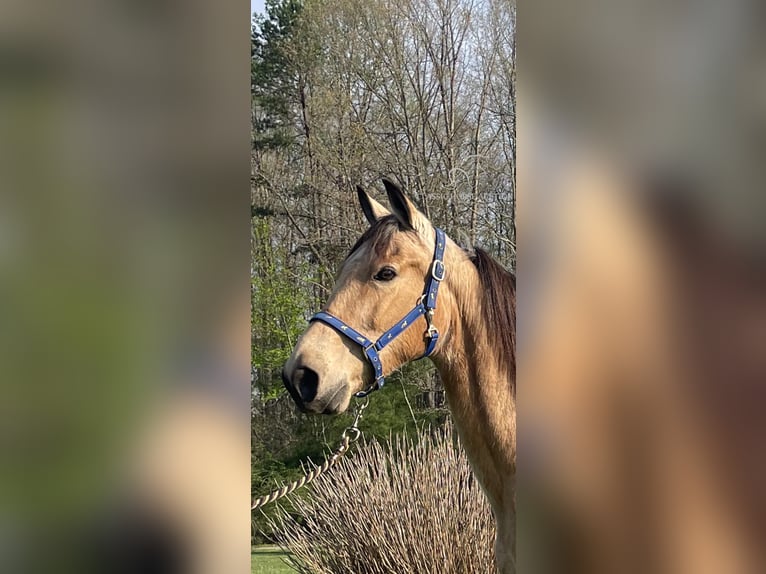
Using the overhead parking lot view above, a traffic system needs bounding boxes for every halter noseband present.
[310,228,447,397]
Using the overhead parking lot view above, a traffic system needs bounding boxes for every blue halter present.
[310,228,447,397]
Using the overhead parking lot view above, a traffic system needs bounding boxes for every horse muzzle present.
[282,364,348,414]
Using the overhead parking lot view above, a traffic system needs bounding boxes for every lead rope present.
[251,398,369,511]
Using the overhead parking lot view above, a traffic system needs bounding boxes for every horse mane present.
[469,248,516,387]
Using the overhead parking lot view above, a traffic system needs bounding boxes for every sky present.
[251,0,265,18]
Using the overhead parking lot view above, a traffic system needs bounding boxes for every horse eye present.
[374,266,397,281]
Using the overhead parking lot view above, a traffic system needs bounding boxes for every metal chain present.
[251,397,369,511]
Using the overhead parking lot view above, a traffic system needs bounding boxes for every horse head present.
[282,179,452,413]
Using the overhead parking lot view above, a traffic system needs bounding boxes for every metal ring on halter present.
[341,426,362,443]
[431,259,445,281]
[355,395,370,413]
[354,377,383,398]
[341,397,368,442]
[424,308,437,336]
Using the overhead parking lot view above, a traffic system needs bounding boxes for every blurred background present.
[0,1,251,572]
[519,0,766,572]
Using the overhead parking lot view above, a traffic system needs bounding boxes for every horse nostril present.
[294,367,319,403]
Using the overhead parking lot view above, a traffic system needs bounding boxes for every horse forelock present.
[346,215,414,261]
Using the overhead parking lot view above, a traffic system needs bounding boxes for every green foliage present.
[252,218,308,393]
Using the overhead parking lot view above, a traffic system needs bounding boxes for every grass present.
[252,545,296,574]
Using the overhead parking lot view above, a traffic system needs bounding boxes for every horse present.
[282,179,516,573]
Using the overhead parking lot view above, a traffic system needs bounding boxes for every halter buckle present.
[431,259,445,281]
[425,308,438,339]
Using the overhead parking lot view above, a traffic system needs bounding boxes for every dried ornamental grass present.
[271,424,495,573]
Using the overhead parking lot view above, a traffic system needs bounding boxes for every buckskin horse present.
[282,179,516,573]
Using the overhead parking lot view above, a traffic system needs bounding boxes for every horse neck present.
[436,250,502,390]
[432,247,516,506]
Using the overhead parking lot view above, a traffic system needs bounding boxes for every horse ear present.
[356,185,390,225]
[382,178,427,232]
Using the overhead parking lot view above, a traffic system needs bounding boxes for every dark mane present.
[346,215,408,259]
[469,248,516,387]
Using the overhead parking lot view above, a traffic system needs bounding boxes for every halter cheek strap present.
[310,228,447,397]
